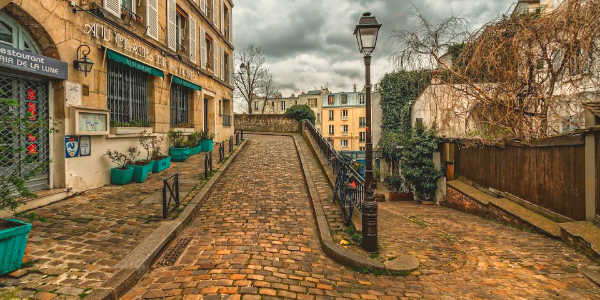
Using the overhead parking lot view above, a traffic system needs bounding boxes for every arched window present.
[0,12,40,54]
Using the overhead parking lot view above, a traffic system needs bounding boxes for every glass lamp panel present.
[359,27,378,49]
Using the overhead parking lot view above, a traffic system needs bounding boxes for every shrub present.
[399,126,442,201]
[285,104,316,124]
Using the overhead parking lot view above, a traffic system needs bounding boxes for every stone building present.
[0,0,234,195]
[321,91,366,153]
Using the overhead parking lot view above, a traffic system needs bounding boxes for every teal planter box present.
[170,147,189,162]
[153,156,171,173]
[130,162,153,183]
[190,145,202,155]
[110,167,134,185]
[201,139,214,152]
[0,219,32,275]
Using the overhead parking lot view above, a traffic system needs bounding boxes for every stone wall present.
[235,114,300,133]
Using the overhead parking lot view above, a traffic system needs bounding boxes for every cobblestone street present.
[122,134,600,300]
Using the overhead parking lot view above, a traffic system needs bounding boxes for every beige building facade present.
[0,0,235,193]
[321,91,366,153]
[251,88,328,131]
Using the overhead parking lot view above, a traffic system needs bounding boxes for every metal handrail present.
[303,120,365,212]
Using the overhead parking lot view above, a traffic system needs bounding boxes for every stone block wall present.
[234,114,300,133]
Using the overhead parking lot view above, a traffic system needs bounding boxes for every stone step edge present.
[559,221,600,262]
[292,134,419,274]
[447,180,562,238]
[85,140,249,300]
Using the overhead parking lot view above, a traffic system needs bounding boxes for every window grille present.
[170,83,191,127]
[107,59,149,126]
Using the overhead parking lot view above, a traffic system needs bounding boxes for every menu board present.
[75,110,109,135]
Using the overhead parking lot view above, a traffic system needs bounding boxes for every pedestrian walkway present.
[123,134,600,299]
[0,147,229,299]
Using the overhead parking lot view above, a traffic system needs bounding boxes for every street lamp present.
[354,12,381,253]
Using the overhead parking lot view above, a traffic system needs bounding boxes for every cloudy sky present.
[233,0,516,101]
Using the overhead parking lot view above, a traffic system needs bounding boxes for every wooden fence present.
[455,135,586,220]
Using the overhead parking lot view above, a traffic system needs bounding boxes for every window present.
[206,35,214,70]
[281,101,286,111]
[342,125,349,133]
[359,117,366,127]
[341,94,348,105]
[341,140,348,148]
[254,101,259,111]
[328,110,334,121]
[328,125,335,135]
[359,94,365,105]
[0,16,40,53]
[224,5,230,41]
[175,7,188,53]
[416,118,424,128]
[341,109,348,120]
[309,98,317,107]
[359,132,366,142]
[107,59,149,126]
[328,95,334,105]
[224,52,230,83]
[360,147,365,152]
[170,83,191,127]
[122,0,135,13]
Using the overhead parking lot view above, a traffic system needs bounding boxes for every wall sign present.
[65,81,82,106]
[65,136,80,158]
[0,44,68,80]
[84,23,150,60]
[79,136,91,157]
[72,107,110,136]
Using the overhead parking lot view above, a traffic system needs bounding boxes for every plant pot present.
[110,167,134,185]
[190,145,202,155]
[0,219,32,275]
[130,161,153,183]
[153,156,172,173]
[389,191,414,202]
[201,139,214,152]
[170,147,189,162]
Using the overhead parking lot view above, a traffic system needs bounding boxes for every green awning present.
[172,75,203,91]
[106,49,164,78]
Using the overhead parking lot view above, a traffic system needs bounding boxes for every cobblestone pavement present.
[0,145,234,299]
[123,134,600,300]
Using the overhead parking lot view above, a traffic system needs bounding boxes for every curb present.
[290,135,419,274]
[86,140,249,300]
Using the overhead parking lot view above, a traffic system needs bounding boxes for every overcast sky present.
[233,0,517,99]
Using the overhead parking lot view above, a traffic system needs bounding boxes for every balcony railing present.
[222,115,232,127]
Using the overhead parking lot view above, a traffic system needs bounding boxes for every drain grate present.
[155,237,192,267]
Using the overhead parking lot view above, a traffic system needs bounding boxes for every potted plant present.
[0,97,49,275]
[188,132,203,155]
[168,130,189,162]
[201,132,215,152]
[384,176,413,201]
[105,147,138,185]
[151,136,171,173]
[130,136,152,183]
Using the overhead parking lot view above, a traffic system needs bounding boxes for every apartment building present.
[0,0,234,192]
[321,91,366,152]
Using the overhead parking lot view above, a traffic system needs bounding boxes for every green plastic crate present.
[0,219,31,275]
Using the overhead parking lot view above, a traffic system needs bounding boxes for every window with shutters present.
[359,132,366,142]
[205,35,214,70]
[328,110,334,121]
[341,140,348,148]
[328,125,334,135]
[280,101,286,111]
[224,52,230,83]
[146,0,159,40]
[107,60,149,126]
[359,117,366,127]
[342,125,349,133]
[327,95,334,105]
[170,83,191,127]
[175,7,188,53]
[224,5,230,40]
[341,109,348,120]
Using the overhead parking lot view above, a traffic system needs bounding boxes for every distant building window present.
[328,95,334,105]
[359,132,366,142]
[341,94,348,105]
[329,110,334,121]
[342,125,349,133]
[309,98,317,107]
[360,147,365,152]
[341,109,348,120]
[359,94,365,105]
[341,140,348,148]
[281,101,286,111]
[176,6,188,53]
[254,101,259,111]
[359,117,366,127]
[329,125,335,135]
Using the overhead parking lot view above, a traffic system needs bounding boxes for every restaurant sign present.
[0,44,68,80]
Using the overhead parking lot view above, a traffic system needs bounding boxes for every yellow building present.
[321,92,367,152]
[0,0,234,193]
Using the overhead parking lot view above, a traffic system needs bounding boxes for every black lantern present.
[353,12,382,56]
[74,45,94,77]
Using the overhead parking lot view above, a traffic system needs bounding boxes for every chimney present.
[353,83,357,93]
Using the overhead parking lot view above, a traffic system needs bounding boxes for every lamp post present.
[354,12,381,253]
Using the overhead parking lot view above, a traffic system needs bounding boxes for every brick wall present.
[234,114,299,133]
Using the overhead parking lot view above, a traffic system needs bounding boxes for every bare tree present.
[259,70,280,114]
[233,45,268,114]
[395,0,600,142]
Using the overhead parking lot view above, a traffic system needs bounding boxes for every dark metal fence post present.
[162,173,180,219]
[204,153,209,178]
[229,136,233,153]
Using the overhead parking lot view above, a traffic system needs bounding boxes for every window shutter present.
[229,5,233,42]
[104,0,121,17]
[221,48,225,81]
[214,43,218,75]
[220,0,224,34]
[167,0,177,51]
[213,0,218,24]
[146,0,159,40]
[200,28,207,69]
[201,0,206,14]
[189,16,197,63]
[229,52,233,84]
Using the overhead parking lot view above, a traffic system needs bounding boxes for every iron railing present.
[222,115,232,127]
[303,120,365,224]
[162,173,180,218]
